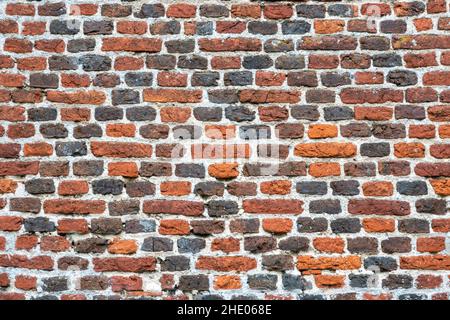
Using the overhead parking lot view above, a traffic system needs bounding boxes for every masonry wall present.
[0,0,449,300]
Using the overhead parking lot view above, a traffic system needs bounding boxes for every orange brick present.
[262,218,293,234]
[309,162,340,177]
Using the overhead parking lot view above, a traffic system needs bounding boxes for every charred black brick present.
[243,55,273,69]
[296,4,325,18]
[146,55,176,70]
[379,161,411,176]
[24,217,55,233]
[309,199,341,214]
[364,257,398,272]
[140,124,169,139]
[179,275,209,291]
[361,142,390,157]
[291,105,319,120]
[108,200,140,216]
[127,107,157,121]
[282,274,308,290]
[50,20,80,35]
[126,181,156,197]
[399,294,426,301]
[397,181,428,195]
[239,125,271,139]
[275,55,305,69]
[262,255,294,271]
[124,72,153,87]
[321,72,351,87]
[191,220,224,235]
[279,236,309,253]
[192,72,219,87]
[387,70,418,86]
[10,198,41,213]
[73,160,104,176]
[382,275,413,290]
[142,237,173,252]
[247,275,277,290]
[125,219,156,233]
[79,276,109,291]
[341,123,371,138]
[67,39,96,53]
[75,238,108,253]
[42,277,68,292]
[93,73,120,88]
[196,22,213,35]
[161,256,190,271]
[38,2,66,16]
[373,53,402,67]
[58,256,89,270]
[112,89,140,105]
[224,71,253,86]
[177,238,206,254]
[328,4,354,17]
[135,4,165,18]
[73,124,102,139]
[48,56,78,70]
[91,218,122,235]
[208,89,239,104]
[140,162,172,177]
[248,21,277,35]
[29,73,59,89]
[225,105,255,121]
[25,179,55,195]
[324,106,354,121]
[281,21,311,34]
[166,39,195,53]
[381,20,407,33]
[193,107,222,121]
[331,218,361,233]
[92,179,124,195]
[395,105,425,120]
[178,55,208,69]
[347,237,378,254]
[83,20,113,35]
[331,180,360,196]
[55,142,87,156]
[381,237,411,253]
[416,199,447,215]
[40,124,68,139]
[244,236,277,253]
[150,21,180,35]
[297,217,327,233]
[230,219,260,234]
[349,275,370,288]
[195,182,225,197]
[398,219,430,233]
[360,36,390,50]
[173,125,202,139]
[296,181,327,195]
[287,71,318,87]
[28,108,57,122]
[95,107,123,121]
[306,89,335,103]
[344,162,377,177]
[207,200,238,217]
[81,54,111,71]
[200,4,229,17]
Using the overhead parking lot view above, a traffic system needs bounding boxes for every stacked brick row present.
[0,0,449,300]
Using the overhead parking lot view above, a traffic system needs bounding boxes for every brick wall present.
[0,0,449,300]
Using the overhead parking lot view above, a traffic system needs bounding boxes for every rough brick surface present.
[0,0,449,301]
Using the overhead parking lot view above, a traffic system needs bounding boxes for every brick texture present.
[0,0,449,301]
